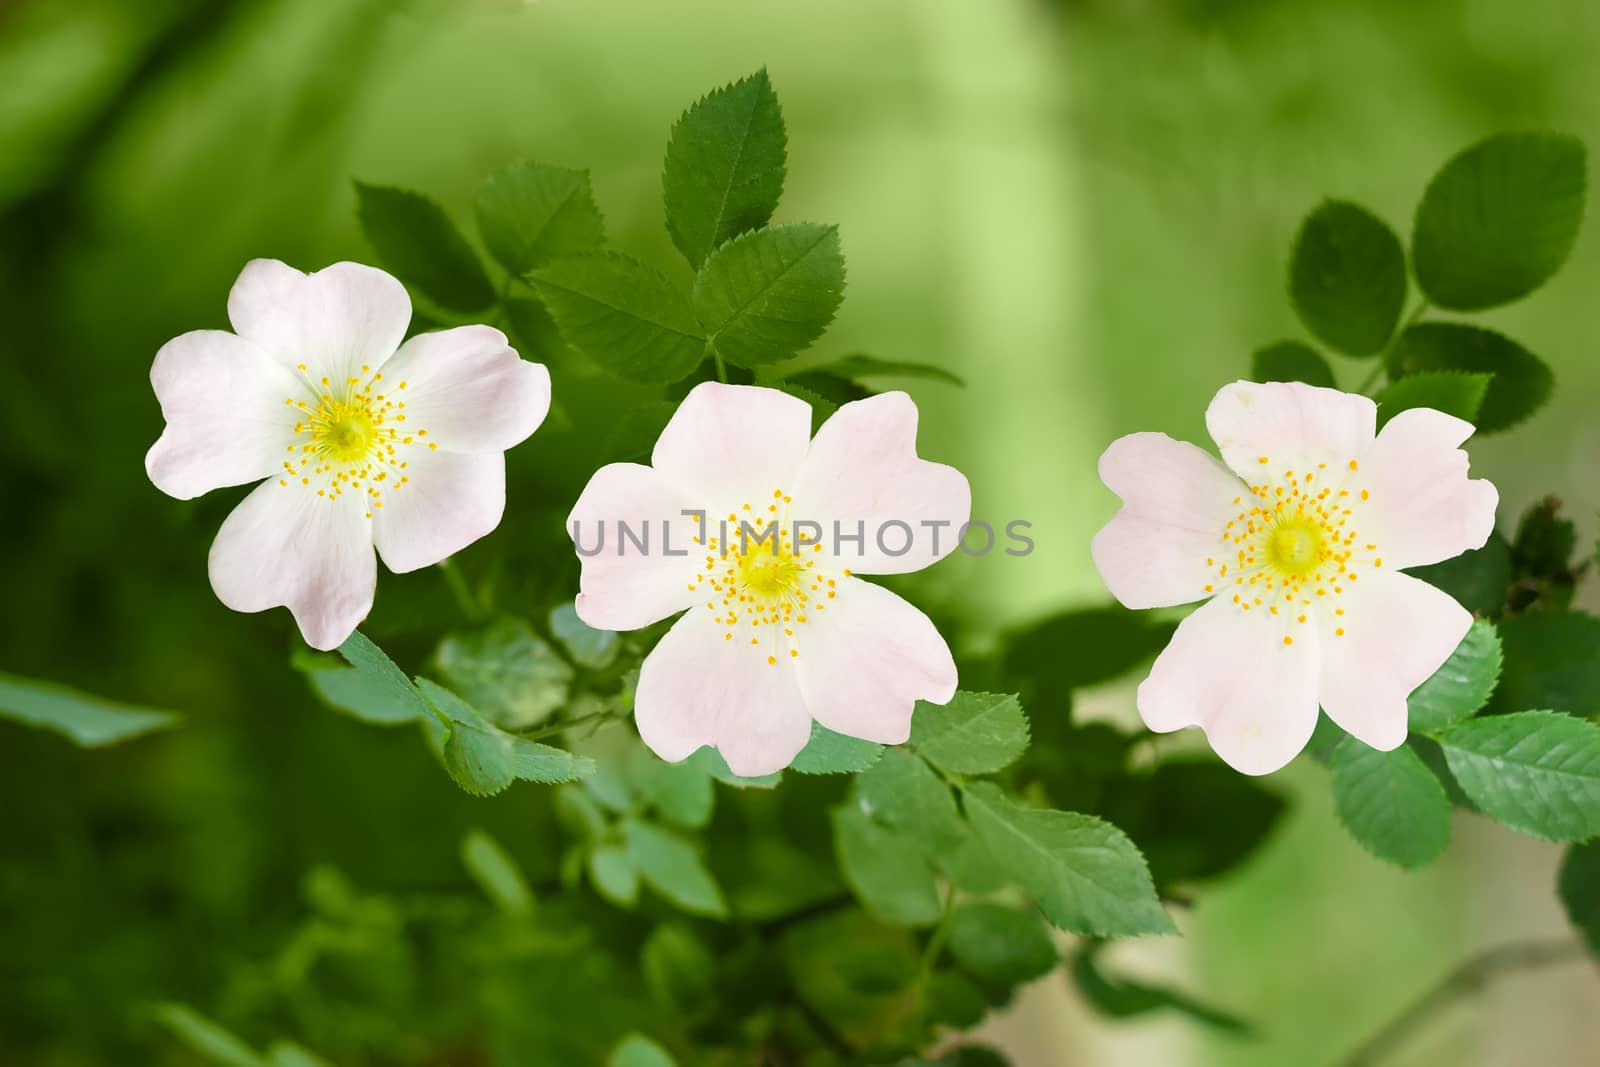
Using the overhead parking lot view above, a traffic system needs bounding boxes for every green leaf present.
[834,943,918,994]
[790,720,883,774]
[265,1042,333,1067]
[418,678,595,796]
[641,757,715,829]
[774,382,838,426]
[1289,200,1407,356]
[910,691,1029,775]
[435,617,573,730]
[831,803,942,927]
[1408,530,1512,617]
[1492,612,1600,717]
[607,1034,677,1067]
[459,828,535,917]
[1250,340,1335,388]
[149,1003,261,1067]
[622,818,729,918]
[1070,944,1251,1033]
[532,253,706,383]
[1412,132,1586,311]
[1330,738,1452,868]
[663,69,787,268]
[935,826,1008,895]
[474,160,605,275]
[1408,620,1502,732]
[588,844,640,908]
[1386,323,1552,433]
[926,971,989,1030]
[1098,759,1286,886]
[693,223,845,367]
[504,296,566,360]
[1003,606,1175,712]
[308,630,431,725]
[946,902,1058,986]
[641,923,716,1014]
[796,352,965,387]
[961,782,1174,936]
[854,748,965,856]
[1434,711,1600,841]
[548,602,620,670]
[1374,370,1489,428]
[603,401,679,462]
[0,672,179,747]
[1558,841,1600,955]
[353,181,495,311]
[1512,498,1577,579]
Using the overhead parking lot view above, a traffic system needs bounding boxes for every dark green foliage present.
[354,182,496,311]
[1251,340,1335,387]
[1384,323,1552,433]
[1289,200,1407,356]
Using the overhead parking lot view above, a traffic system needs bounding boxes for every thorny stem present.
[1338,937,1587,1067]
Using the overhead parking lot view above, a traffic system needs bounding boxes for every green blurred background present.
[2,0,1596,1063]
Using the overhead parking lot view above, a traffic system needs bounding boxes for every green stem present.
[711,342,729,384]
[1364,297,1431,395]
[1338,938,1584,1067]
[437,558,484,622]
[513,706,617,742]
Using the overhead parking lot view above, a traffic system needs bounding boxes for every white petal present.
[1352,407,1499,569]
[651,383,812,508]
[789,391,971,575]
[568,462,701,631]
[207,482,376,650]
[145,330,302,500]
[1317,570,1472,750]
[634,609,814,776]
[1205,380,1376,481]
[371,450,504,574]
[227,259,410,385]
[794,577,957,744]
[1137,595,1321,775]
[1090,432,1240,609]
[374,326,550,454]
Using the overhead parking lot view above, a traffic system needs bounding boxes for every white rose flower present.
[147,259,550,649]
[1093,380,1498,775]
[568,383,970,776]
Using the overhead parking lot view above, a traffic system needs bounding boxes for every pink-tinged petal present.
[789,392,971,575]
[207,482,376,650]
[1138,595,1320,775]
[1317,570,1472,751]
[371,450,504,573]
[569,462,702,631]
[373,326,550,455]
[1205,380,1376,481]
[1352,407,1499,569]
[227,259,410,385]
[1091,432,1240,609]
[145,330,303,500]
[793,578,957,744]
[635,610,813,776]
[651,383,812,508]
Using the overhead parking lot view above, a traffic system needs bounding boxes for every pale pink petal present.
[207,482,375,650]
[372,326,550,455]
[651,383,812,509]
[1205,380,1376,481]
[370,450,504,573]
[227,260,410,385]
[1091,432,1241,609]
[635,610,813,776]
[789,392,971,575]
[1351,407,1499,570]
[569,462,702,631]
[1317,570,1472,750]
[794,577,957,744]
[1137,595,1320,775]
[145,330,303,500]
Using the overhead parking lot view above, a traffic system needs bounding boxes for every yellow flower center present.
[277,363,437,518]
[685,488,848,666]
[1206,456,1384,644]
